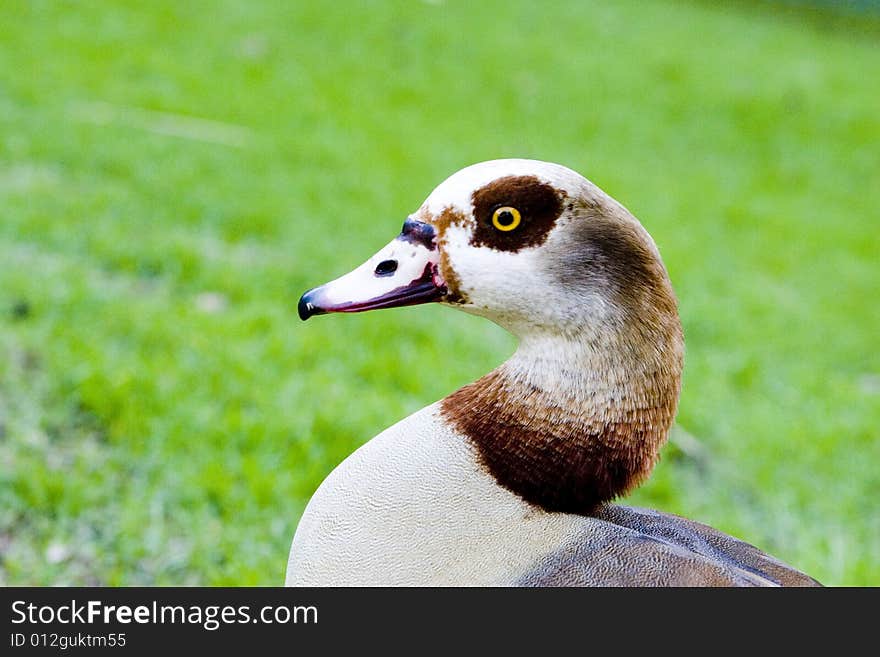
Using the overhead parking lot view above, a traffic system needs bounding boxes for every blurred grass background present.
[0,0,877,585]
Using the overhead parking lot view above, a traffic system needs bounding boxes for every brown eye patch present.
[470,175,565,252]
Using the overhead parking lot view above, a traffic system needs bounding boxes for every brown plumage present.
[441,367,677,515]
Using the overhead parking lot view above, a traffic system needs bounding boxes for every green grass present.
[1,0,877,585]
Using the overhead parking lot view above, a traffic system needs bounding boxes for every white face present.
[433,218,571,331]
[300,158,664,341]
[417,159,643,336]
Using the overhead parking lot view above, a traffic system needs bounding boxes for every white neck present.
[502,324,666,403]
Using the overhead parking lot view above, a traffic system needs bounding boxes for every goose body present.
[287,159,819,587]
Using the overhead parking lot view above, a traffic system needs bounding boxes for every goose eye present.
[491,206,521,232]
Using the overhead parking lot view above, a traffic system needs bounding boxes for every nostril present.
[374,259,398,277]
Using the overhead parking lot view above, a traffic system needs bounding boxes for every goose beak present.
[298,219,447,321]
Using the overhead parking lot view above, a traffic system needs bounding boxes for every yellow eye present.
[491,206,521,232]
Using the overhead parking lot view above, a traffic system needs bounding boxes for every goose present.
[287,159,820,586]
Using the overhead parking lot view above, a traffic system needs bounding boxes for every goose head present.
[299,159,684,513]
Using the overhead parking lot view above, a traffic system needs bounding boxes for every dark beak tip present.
[298,291,322,321]
[297,300,311,321]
